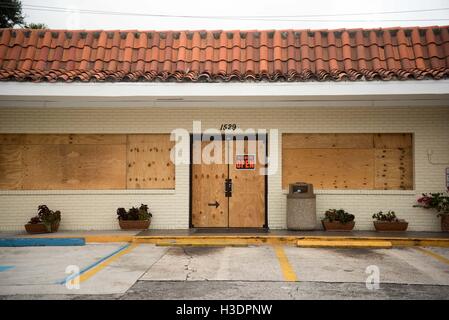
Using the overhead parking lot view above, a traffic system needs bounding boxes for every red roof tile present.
[0,26,448,82]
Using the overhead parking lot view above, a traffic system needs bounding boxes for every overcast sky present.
[21,0,449,30]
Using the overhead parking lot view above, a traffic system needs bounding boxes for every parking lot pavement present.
[140,246,449,285]
[122,281,449,300]
[283,247,449,285]
[0,243,168,295]
[0,244,124,287]
[0,244,448,299]
[141,246,284,281]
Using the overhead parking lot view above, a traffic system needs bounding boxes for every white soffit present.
[0,80,448,107]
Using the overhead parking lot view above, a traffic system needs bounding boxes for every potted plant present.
[24,205,61,234]
[321,209,355,231]
[414,192,449,232]
[117,204,152,230]
[372,210,408,231]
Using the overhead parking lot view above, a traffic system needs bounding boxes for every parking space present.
[0,244,448,298]
[141,246,284,281]
[284,247,449,285]
[0,243,167,295]
[0,244,124,286]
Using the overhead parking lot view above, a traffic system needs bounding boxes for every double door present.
[191,134,267,228]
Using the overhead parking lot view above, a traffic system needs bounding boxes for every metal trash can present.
[287,182,317,230]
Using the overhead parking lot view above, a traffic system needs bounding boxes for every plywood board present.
[375,148,413,190]
[229,139,266,228]
[282,148,375,190]
[374,133,412,149]
[282,133,374,149]
[22,134,126,145]
[0,145,23,189]
[126,134,175,189]
[192,140,228,227]
[22,144,126,189]
[0,135,26,145]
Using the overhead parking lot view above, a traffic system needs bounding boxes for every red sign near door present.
[235,154,256,170]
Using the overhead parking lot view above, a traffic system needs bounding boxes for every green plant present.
[0,0,24,28]
[322,209,355,224]
[372,210,400,222]
[414,192,449,217]
[37,205,61,232]
[0,0,47,28]
[117,204,152,221]
[26,205,61,231]
[28,216,41,224]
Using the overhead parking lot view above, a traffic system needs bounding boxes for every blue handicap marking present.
[0,266,14,272]
[0,238,85,247]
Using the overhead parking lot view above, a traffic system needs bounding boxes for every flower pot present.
[118,219,151,230]
[24,221,60,234]
[373,221,408,232]
[441,214,449,232]
[322,220,355,231]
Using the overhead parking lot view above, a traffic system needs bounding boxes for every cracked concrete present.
[182,247,195,281]
[141,246,283,281]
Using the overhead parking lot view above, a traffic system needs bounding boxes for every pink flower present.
[417,196,430,204]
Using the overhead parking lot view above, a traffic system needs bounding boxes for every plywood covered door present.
[228,136,266,228]
[191,137,229,227]
[191,134,266,228]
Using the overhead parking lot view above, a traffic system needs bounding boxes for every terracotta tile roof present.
[0,26,448,82]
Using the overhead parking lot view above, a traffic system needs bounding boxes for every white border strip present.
[1,80,449,99]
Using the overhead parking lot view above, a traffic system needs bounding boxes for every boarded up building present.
[0,27,448,231]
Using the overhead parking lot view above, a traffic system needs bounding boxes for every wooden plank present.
[282,133,374,149]
[374,148,413,190]
[0,134,26,145]
[126,134,175,189]
[192,140,228,227]
[22,144,126,189]
[68,134,127,145]
[282,148,375,190]
[0,145,23,189]
[229,139,266,228]
[23,134,127,145]
[374,133,412,149]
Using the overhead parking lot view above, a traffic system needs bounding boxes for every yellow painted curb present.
[156,242,248,247]
[297,239,393,249]
[14,233,449,247]
[295,236,449,248]
[134,235,449,247]
[84,235,134,243]
[150,237,253,246]
[389,239,449,247]
[133,236,274,245]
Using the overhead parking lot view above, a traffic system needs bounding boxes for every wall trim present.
[0,80,448,104]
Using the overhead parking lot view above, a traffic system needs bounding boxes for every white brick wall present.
[0,105,448,231]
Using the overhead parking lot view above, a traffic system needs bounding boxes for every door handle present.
[225,178,232,197]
